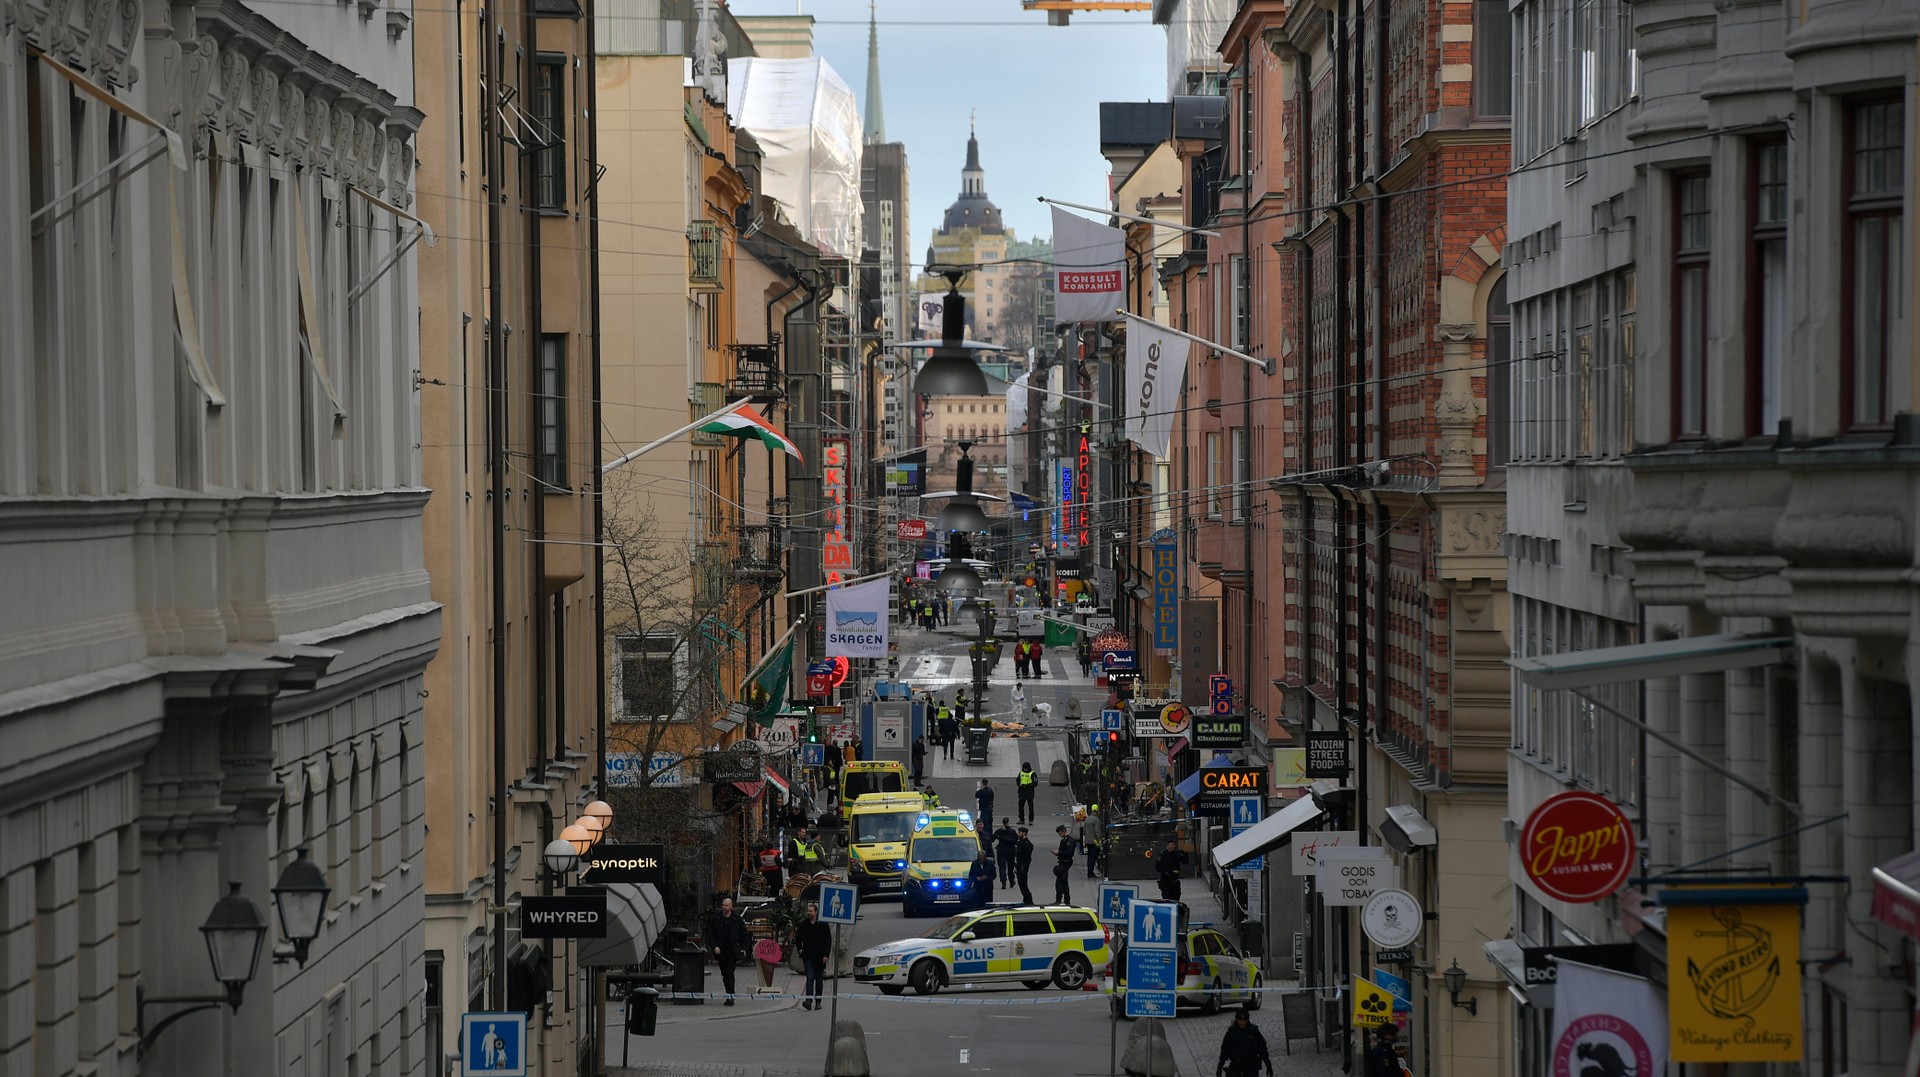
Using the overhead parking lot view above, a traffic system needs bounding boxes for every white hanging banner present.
[823,576,892,658]
[1051,206,1126,324]
[1007,371,1030,430]
[1124,319,1190,458]
[1547,960,1669,1077]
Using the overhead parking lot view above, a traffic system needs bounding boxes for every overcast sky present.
[730,0,1167,257]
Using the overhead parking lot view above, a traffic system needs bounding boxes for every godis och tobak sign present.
[1519,790,1635,904]
[823,438,852,584]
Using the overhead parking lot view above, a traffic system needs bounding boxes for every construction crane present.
[1020,0,1151,26]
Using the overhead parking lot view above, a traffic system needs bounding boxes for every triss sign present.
[1198,767,1267,795]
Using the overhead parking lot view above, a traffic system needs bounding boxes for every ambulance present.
[837,759,908,815]
[899,809,985,917]
[845,792,927,895]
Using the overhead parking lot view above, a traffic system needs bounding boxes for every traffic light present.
[807,719,819,743]
[1106,731,1120,747]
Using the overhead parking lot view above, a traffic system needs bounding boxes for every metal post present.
[1109,991,1119,1077]
[822,923,842,1077]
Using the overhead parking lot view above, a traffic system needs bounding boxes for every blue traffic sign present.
[1229,794,1263,872]
[818,882,859,925]
[1102,708,1125,731]
[800,743,826,768]
[1088,730,1108,753]
[1097,882,1139,925]
[1125,948,1178,1018]
[1129,900,1177,949]
[461,1012,527,1076]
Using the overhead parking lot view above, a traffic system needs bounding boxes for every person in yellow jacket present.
[1016,762,1037,824]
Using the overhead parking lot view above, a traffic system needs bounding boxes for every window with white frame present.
[615,634,687,722]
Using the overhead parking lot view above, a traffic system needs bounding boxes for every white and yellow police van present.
[852,905,1111,995]
[1103,922,1263,1016]
[899,809,984,916]
[845,791,927,895]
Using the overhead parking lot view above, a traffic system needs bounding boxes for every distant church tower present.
[861,2,913,450]
[926,119,1014,346]
[864,2,886,145]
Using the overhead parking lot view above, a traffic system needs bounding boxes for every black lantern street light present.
[271,847,332,967]
[913,268,989,397]
[1442,958,1477,1016]
[136,882,269,1057]
[936,442,992,534]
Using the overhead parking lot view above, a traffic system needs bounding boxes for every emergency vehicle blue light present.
[955,880,969,889]
[917,814,930,828]
[957,811,971,824]
[895,860,907,869]
[930,880,943,889]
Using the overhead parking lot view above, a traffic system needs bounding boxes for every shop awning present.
[732,781,766,799]
[580,883,667,967]
[762,766,791,799]
[1211,794,1324,870]
[1872,849,1920,942]
[1510,633,1793,691]
[1173,755,1232,805]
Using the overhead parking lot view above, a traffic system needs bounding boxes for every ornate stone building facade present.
[0,0,432,1072]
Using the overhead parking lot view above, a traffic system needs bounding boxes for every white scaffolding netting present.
[725,57,864,259]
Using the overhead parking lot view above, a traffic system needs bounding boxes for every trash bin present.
[666,927,707,1005]
[964,726,990,765]
[1239,918,1263,957]
[626,987,659,1036]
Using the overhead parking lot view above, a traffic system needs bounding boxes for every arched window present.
[1486,274,1511,467]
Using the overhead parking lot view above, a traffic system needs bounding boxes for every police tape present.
[629,985,1347,1007]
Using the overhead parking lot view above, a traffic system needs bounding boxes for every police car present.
[1104,924,1263,1015]
[852,905,1111,996]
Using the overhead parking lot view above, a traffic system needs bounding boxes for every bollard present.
[826,1018,871,1077]
[1121,1018,1178,1076]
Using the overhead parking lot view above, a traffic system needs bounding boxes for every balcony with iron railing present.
[727,343,783,404]
[733,524,786,585]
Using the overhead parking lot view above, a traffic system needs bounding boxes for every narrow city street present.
[604,624,1345,1077]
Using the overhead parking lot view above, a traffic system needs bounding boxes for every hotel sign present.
[1151,529,1178,652]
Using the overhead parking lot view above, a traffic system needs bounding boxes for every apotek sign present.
[1519,791,1636,904]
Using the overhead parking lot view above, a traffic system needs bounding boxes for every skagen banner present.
[1125,319,1190,458]
[1050,206,1126,323]
[824,576,891,658]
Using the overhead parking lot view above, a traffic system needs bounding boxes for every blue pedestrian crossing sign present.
[1101,708,1125,731]
[800,743,826,768]
[1229,794,1263,872]
[1098,882,1139,925]
[1088,730,1108,753]
[461,1012,527,1076]
[818,882,859,925]
[1129,899,1177,950]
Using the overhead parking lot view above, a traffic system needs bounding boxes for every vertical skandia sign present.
[823,438,852,583]
[1151,528,1178,652]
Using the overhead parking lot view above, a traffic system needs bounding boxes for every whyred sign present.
[1520,791,1635,904]
[897,519,928,540]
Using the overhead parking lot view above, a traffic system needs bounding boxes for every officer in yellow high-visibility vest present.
[1016,762,1037,825]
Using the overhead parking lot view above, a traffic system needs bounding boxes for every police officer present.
[954,689,971,723]
[1155,839,1190,903]
[1217,1008,1273,1077]
[975,779,995,822]
[992,817,1019,886]
[793,829,825,875]
[1016,762,1038,824]
[1052,825,1078,904]
[1014,827,1036,904]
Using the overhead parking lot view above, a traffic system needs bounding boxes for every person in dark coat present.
[1052,825,1078,904]
[795,902,834,1011]
[992,818,1019,886]
[969,848,997,902]
[1156,840,1191,902]
[1217,1008,1273,1077]
[1014,827,1036,904]
[910,736,927,783]
[975,779,995,822]
[1363,1024,1403,1077]
[706,897,751,1004]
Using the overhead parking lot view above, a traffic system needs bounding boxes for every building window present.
[1845,97,1905,429]
[536,335,566,486]
[616,634,684,722]
[1672,171,1711,440]
[1476,0,1513,118]
[1230,427,1249,521]
[1206,432,1222,518]
[533,55,566,209]
[1749,139,1788,436]
[1230,255,1251,350]
[1487,275,1511,466]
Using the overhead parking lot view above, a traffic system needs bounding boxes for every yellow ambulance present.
[845,791,927,895]
[837,759,909,815]
[900,809,984,916]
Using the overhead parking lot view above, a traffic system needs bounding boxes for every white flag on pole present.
[823,576,892,658]
[1051,206,1126,324]
[1547,960,1669,1077]
[1124,319,1190,458]
[1007,372,1030,430]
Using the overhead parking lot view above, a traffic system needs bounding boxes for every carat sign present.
[1520,791,1636,904]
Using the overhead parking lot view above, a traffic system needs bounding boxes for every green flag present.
[742,639,793,725]
[1044,619,1081,649]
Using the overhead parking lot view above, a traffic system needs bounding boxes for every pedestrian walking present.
[1052,825,1077,904]
[1082,810,1104,879]
[757,842,785,895]
[1077,637,1093,677]
[1015,762,1038,824]
[1012,640,1027,679]
[910,735,926,782]
[1217,1008,1274,1077]
[993,818,1018,886]
[706,897,750,1004]
[1364,1024,1405,1077]
[1014,827,1036,904]
[1032,641,1046,677]
[795,903,833,1011]
[975,778,995,822]
[1155,839,1190,903]
[970,848,996,901]
[938,706,958,759]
